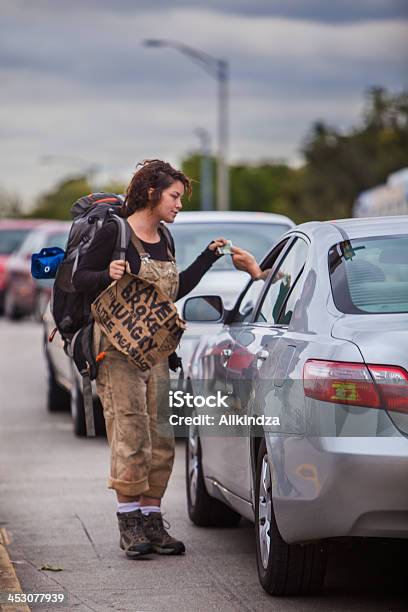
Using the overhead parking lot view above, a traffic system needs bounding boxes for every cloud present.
[0,2,407,205]
[3,0,408,23]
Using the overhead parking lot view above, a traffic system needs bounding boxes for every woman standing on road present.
[73,159,231,559]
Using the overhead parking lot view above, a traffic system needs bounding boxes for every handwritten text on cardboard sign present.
[92,274,185,371]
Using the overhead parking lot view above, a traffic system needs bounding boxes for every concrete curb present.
[0,528,30,612]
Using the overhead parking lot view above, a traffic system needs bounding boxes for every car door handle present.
[221,348,232,367]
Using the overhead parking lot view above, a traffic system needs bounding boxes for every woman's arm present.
[176,238,227,300]
[72,223,116,293]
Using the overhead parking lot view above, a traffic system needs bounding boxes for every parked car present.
[5,221,70,320]
[0,219,46,313]
[183,215,408,597]
[43,210,294,436]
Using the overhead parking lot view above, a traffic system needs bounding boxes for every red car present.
[0,219,46,313]
[4,221,70,320]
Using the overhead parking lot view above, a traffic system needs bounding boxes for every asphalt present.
[0,319,407,612]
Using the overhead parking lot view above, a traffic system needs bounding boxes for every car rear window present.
[0,229,31,254]
[171,222,290,271]
[46,231,69,250]
[329,235,408,314]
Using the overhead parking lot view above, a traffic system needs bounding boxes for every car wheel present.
[255,438,328,596]
[4,289,22,320]
[70,377,106,438]
[186,420,241,527]
[45,352,70,413]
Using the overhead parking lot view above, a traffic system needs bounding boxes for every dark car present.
[5,222,70,320]
[0,219,46,313]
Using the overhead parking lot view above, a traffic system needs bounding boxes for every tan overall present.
[96,229,179,498]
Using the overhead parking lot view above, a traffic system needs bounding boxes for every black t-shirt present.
[73,222,220,302]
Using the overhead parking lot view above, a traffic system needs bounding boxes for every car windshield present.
[19,228,69,256]
[0,229,31,255]
[329,235,408,314]
[171,222,290,271]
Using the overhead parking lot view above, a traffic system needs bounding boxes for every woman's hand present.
[208,237,228,253]
[109,259,128,280]
[231,246,262,280]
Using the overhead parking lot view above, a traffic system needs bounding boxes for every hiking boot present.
[142,512,185,555]
[117,509,152,558]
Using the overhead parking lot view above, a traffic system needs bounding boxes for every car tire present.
[45,351,70,413]
[4,289,22,320]
[255,438,328,596]
[70,376,106,438]
[186,420,241,527]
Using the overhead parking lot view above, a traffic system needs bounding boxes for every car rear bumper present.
[267,435,408,543]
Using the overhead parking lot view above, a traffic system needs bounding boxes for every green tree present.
[298,87,408,220]
[181,153,216,211]
[27,175,127,220]
[0,189,23,218]
[28,174,92,220]
[182,153,292,214]
[229,163,292,213]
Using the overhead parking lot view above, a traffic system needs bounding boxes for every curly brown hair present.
[122,159,192,217]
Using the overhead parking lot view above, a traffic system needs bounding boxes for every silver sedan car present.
[182,216,408,597]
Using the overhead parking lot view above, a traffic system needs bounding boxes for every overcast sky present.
[1,0,407,208]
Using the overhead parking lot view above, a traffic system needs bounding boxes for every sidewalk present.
[0,527,30,612]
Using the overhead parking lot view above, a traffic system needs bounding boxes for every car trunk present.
[332,314,408,435]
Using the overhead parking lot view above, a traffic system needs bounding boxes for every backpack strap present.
[129,231,151,261]
[158,223,176,263]
[109,215,131,261]
[68,322,97,437]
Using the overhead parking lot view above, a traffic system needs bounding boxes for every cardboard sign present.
[91,273,186,372]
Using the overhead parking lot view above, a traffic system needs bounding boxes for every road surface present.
[0,319,406,611]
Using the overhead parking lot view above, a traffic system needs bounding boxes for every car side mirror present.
[183,295,224,322]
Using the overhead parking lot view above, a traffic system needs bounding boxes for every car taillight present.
[303,360,380,408]
[303,360,408,414]
[367,365,408,415]
[0,268,7,290]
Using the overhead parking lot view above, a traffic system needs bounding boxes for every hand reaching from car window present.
[230,246,262,280]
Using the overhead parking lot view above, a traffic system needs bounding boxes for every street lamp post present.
[195,128,212,211]
[143,39,229,211]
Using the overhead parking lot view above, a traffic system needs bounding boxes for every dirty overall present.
[96,230,179,499]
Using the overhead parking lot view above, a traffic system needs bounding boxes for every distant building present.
[353,168,408,217]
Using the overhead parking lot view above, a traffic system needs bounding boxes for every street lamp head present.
[142,39,165,48]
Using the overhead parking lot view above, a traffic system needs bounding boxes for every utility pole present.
[195,128,212,211]
[143,39,229,211]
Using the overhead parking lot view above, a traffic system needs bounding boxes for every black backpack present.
[51,193,131,341]
[49,193,131,437]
